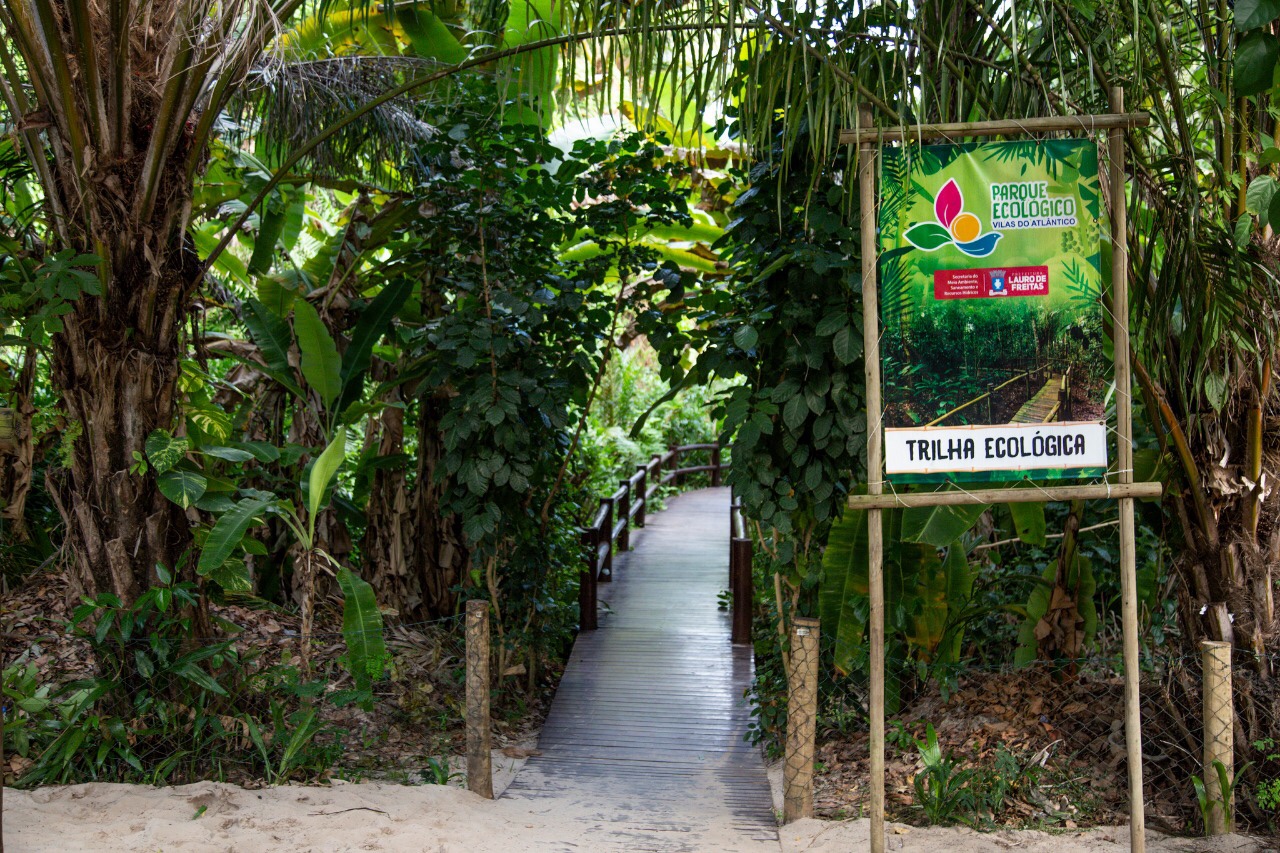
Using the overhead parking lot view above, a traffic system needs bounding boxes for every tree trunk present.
[47,257,196,600]
[0,346,38,540]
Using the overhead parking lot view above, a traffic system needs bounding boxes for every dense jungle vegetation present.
[0,0,1279,834]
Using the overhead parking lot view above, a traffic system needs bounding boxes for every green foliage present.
[335,567,389,711]
[2,575,340,786]
[912,723,978,825]
[1253,739,1280,816]
[1193,759,1252,834]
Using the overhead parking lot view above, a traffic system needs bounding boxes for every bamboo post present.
[465,600,493,799]
[732,537,752,644]
[1110,85,1146,853]
[858,103,887,853]
[1202,641,1234,835]
[783,616,820,821]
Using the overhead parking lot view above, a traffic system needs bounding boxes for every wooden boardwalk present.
[1011,374,1063,423]
[503,487,778,852]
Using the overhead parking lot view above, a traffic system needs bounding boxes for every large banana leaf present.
[293,301,343,408]
[337,566,388,710]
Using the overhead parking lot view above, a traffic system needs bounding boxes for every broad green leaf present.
[1236,0,1280,31]
[733,324,759,351]
[819,509,869,676]
[200,446,256,463]
[158,470,207,509]
[173,662,228,696]
[832,325,860,365]
[337,566,388,710]
[203,557,253,593]
[1008,502,1047,546]
[901,502,988,547]
[145,430,188,474]
[1268,190,1280,233]
[903,222,953,251]
[338,278,413,410]
[1204,370,1229,412]
[935,545,976,665]
[1235,30,1279,96]
[248,204,286,275]
[198,497,274,577]
[243,298,294,375]
[1245,175,1277,217]
[293,300,342,407]
[307,428,348,543]
[256,275,297,316]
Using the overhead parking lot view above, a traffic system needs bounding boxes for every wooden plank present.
[503,487,778,851]
[840,111,1151,145]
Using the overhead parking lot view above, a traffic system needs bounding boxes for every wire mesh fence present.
[805,647,1280,834]
[0,606,493,790]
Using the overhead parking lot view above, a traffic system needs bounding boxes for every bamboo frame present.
[857,104,886,853]
[848,99,1150,852]
[840,112,1151,145]
[846,482,1161,510]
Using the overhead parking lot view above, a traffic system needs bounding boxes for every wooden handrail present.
[578,442,732,631]
[924,369,1036,427]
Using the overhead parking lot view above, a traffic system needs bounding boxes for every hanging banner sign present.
[878,139,1109,483]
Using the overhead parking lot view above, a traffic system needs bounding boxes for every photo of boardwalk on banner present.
[878,139,1110,482]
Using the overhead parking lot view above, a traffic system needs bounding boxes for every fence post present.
[731,537,752,644]
[636,463,648,527]
[617,481,631,551]
[465,600,493,799]
[600,497,615,580]
[669,444,680,487]
[579,528,598,631]
[711,445,722,487]
[784,616,820,822]
[1202,640,1234,835]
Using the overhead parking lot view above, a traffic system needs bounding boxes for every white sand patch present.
[4,775,1274,852]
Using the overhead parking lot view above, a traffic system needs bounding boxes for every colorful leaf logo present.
[903,178,1002,258]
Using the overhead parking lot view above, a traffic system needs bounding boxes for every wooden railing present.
[729,495,753,645]
[579,442,739,634]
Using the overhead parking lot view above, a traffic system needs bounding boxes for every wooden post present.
[1202,641,1234,835]
[600,497,614,580]
[858,103,887,853]
[711,445,722,486]
[579,528,598,631]
[1110,85,1146,853]
[784,616,820,821]
[465,599,493,799]
[669,444,680,486]
[732,537,752,644]
[617,481,631,551]
[636,464,648,527]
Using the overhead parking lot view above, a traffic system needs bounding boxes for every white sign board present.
[884,421,1108,477]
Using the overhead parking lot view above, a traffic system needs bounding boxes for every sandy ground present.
[3,755,1275,852]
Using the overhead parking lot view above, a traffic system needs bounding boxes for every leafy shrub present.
[3,568,344,786]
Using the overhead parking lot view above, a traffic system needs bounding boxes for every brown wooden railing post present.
[711,445,722,486]
[601,497,615,580]
[636,463,648,527]
[579,527,598,631]
[617,481,631,550]
[669,443,680,486]
[732,537,752,644]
